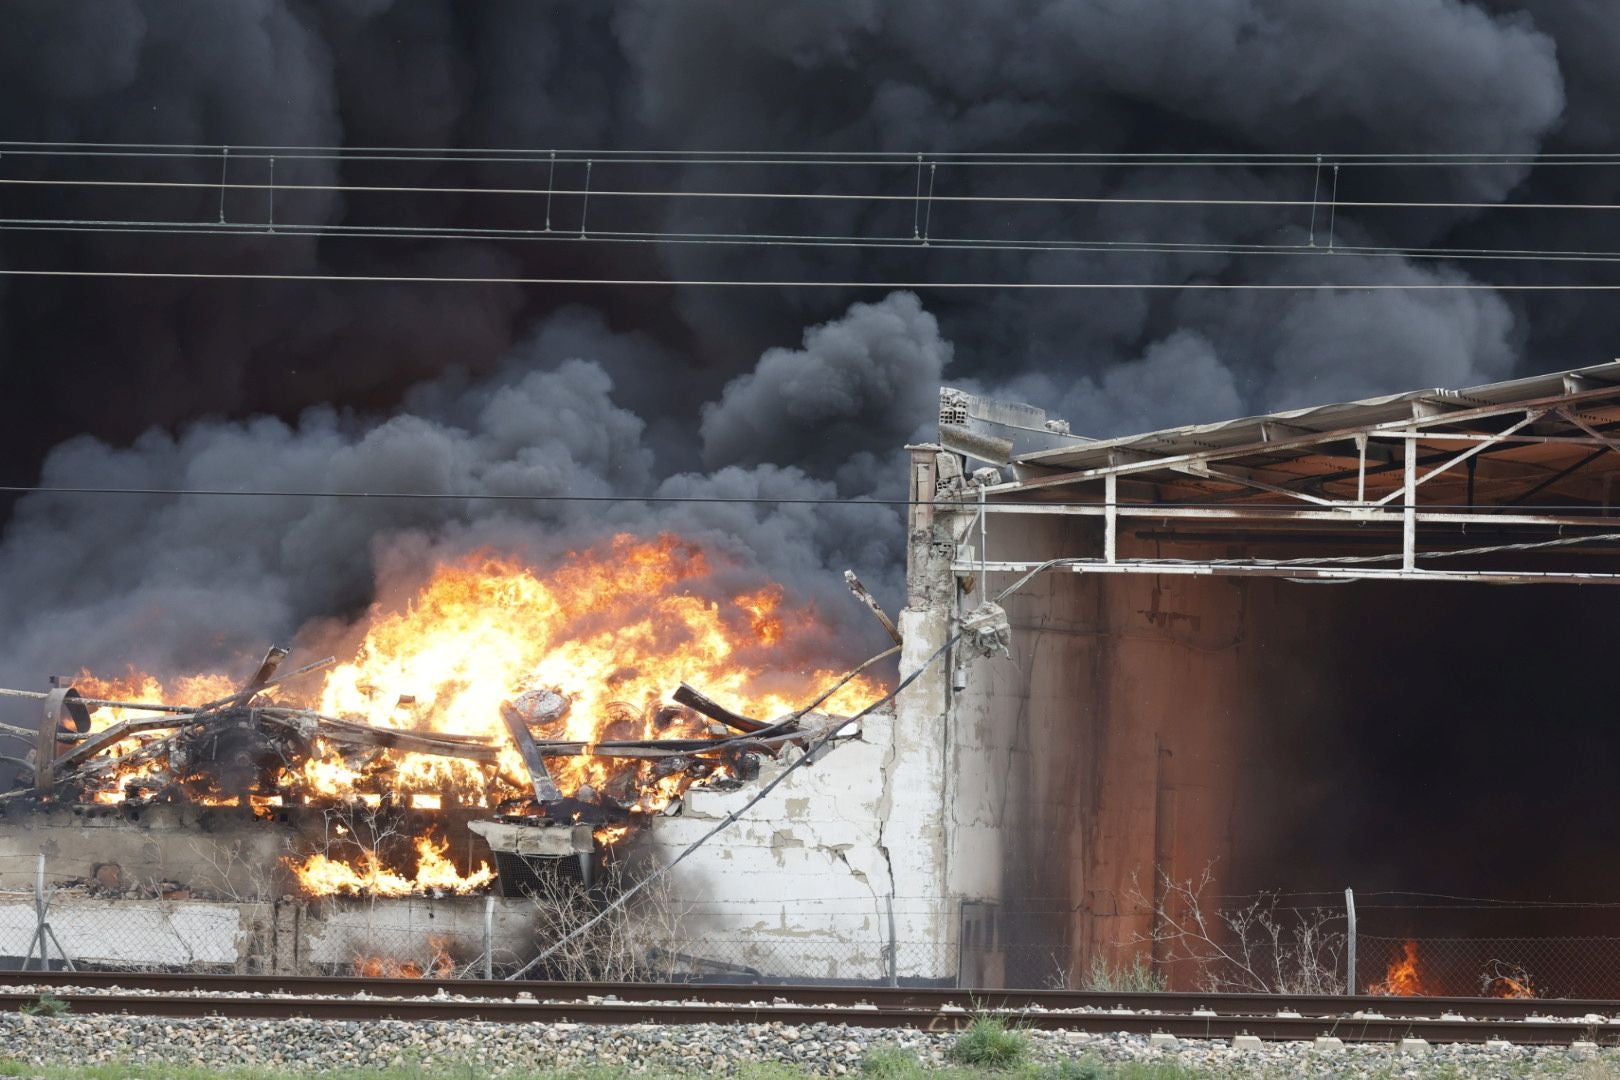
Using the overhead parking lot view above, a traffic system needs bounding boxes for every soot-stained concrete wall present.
[644,697,956,983]
[0,894,538,973]
[939,507,1331,987]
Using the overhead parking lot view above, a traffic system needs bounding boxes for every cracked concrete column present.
[888,443,963,980]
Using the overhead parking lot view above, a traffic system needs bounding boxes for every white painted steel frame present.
[957,378,1620,586]
[949,560,1620,586]
[984,379,1620,495]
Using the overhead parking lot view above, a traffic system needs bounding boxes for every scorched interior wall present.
[945,517,1619,987]
[946,516,1310,985]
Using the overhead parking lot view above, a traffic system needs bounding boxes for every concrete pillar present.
[269,899,303,975]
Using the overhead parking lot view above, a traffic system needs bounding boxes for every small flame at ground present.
[1483,960,1538,999]
[1367,940,1426,996]
[353,934,456,978]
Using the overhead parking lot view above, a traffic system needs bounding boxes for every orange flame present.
[68,670,241,804]
[353,933,456,978]
[1367,940,1426,996]
[66,534,884,895]
[1483,960,1537,999]
[1487,974,1536,999]
[284,835,495,897]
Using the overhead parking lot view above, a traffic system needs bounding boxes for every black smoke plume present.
[0,0,1610,685]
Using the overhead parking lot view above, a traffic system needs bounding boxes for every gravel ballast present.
[0,1013,1617,1078]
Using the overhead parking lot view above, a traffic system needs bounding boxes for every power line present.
[13,142,1620,269]
[5,268,1620,289]
[7,174,1620,213]
[12,140,1620,165]
[14,216,1620,268]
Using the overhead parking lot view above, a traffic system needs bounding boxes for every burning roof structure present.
[0,535,883,900]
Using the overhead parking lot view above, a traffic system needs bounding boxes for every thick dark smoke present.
[0,1,1611,688]
[0,296,917,686]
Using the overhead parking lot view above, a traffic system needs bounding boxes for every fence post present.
[483,894,495,980]
[1345,887,1357,996]
[885,895,898,987]
[29,853,45,970]
[27,852,72,972]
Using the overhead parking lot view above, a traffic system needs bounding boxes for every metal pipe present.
[1402,432,1417,571]
[1104,473,1117,564]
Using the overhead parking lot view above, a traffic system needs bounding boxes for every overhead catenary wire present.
[13,173,1620,213]
[9,268,1620,289]
[17,141,1620,269]
[24,215,1620,267]
[20,140,1620,165]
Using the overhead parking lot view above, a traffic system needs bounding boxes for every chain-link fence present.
[0,850,968,983]
[8,850,1620,998]
[1359,934,1620,1000]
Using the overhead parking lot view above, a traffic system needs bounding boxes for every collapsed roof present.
[934,360,1620,585]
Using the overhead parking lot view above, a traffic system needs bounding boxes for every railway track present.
[1,972,1617,1046]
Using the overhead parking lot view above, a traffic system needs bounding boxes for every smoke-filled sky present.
[0,0,1615,685]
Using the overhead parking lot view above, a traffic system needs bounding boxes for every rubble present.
[0,639,855,900]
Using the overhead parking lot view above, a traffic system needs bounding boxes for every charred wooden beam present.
[672,684,770,734]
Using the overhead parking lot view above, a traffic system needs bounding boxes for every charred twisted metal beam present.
[525,723,839,760]
[0,655,335,718]
[671,684,770,734]
[498,702,563,802]
[304,713,500,764]
[197,653,334,711]
[0,687,198,714]
[30,646,288,784]
[42,702,500,786]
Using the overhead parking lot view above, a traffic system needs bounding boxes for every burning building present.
[4,360,1620,989]
[0,535,899,977]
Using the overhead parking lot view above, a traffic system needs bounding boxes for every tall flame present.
[302,534,875,805]
[67,534,883,896]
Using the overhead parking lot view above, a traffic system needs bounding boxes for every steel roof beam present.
[985,381,1620,495]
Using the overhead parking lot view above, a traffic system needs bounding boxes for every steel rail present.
[3,973,1619,1032]
[0,988,1613,1045]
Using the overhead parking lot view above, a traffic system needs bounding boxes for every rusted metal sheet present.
[32,687,90,789]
